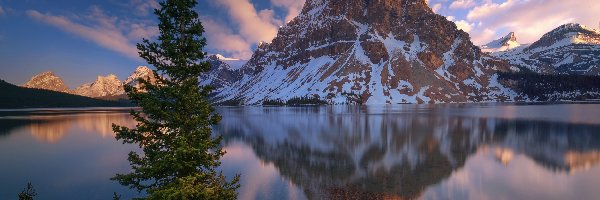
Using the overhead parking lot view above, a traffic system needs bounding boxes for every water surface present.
[1,104,600,199]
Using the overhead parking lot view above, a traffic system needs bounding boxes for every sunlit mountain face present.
[214,105,600,199]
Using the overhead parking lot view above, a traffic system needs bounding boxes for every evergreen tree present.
[18,182,37,200]
[111,0,239,199]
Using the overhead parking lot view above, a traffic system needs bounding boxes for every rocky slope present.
[492,23,600,75]
[481,32,522,52]
[212,0,519,105]
[22,71,70,93]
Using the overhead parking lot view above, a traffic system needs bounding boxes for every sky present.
[0,0,598,88]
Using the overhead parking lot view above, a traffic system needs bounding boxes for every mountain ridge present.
[492,23,600,75]
[211,0,519,105]
[481,32,522,52]
[23,66,156,99]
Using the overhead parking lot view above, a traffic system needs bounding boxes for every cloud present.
[464,0,600,44]
[202,18,254,59]
[0,5,4,16]
[26,7,159,60]
[130,0,160,16]
[431,3,443,13]
[203,0,307,59]
[449,0,477,9]
[270,0,306,23]
[214,0,280,43]
[454,20,474,33]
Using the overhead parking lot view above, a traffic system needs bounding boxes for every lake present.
[1,104,600,199]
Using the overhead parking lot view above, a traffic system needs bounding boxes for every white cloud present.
[449,0,477,9]
[465,0,600,44]
[26,7,159,60]
[454,20,474,33]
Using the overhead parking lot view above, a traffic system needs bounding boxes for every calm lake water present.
[1,104,600,199]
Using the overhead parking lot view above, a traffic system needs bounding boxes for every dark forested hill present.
[0,80,131,108]
[498,72,600,101]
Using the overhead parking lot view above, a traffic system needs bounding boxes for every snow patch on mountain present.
[481,32,521,52]
[206,0,519,105]
[491,23,600,75]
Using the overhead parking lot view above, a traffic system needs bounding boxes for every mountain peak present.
[493,23,600,76]
[74,74,124,98]
[507,32,517,41]
[481,32,521,52]
[526,23,600,51]
[124,66,157,90]
[211,0,516,104]
[23,71,70,93]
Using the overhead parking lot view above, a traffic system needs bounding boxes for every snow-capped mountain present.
[23,66,157,99]
[213,54,247,70]
[73,66,157,98]
[201,55,243,95]
[480,32,522,52]
[22,71,70,93]
[493,23,600,75]
[211,0,518,105]
[124,66,156,90]
[73,74,124,98]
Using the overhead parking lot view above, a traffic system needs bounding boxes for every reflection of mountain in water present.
[0,111,135,143]
[216,106,600,199]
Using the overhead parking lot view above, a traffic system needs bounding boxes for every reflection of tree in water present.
[216,106,600,199]
[0,111,136,143]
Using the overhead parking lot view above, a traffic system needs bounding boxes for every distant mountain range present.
[23,66,155,99]
[0,80,130,109]
[486,23,600,76]
[16,0,600,105]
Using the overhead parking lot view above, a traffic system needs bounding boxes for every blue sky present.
[0,0,598,87]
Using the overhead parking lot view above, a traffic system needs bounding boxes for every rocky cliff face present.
[214,0,518,104]
[23,71,70,93]
[493,23,600,75]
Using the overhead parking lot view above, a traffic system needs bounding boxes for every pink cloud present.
[27,10,139,59]
[465,0,600,44]
[449,0,477,9]
[214,0,280,43]
[130,0,160,16]
[270,0,306,23]
[203,0,308,59]
[26,7,160,60]
[202,18,254,59]
[431,3,443,13]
